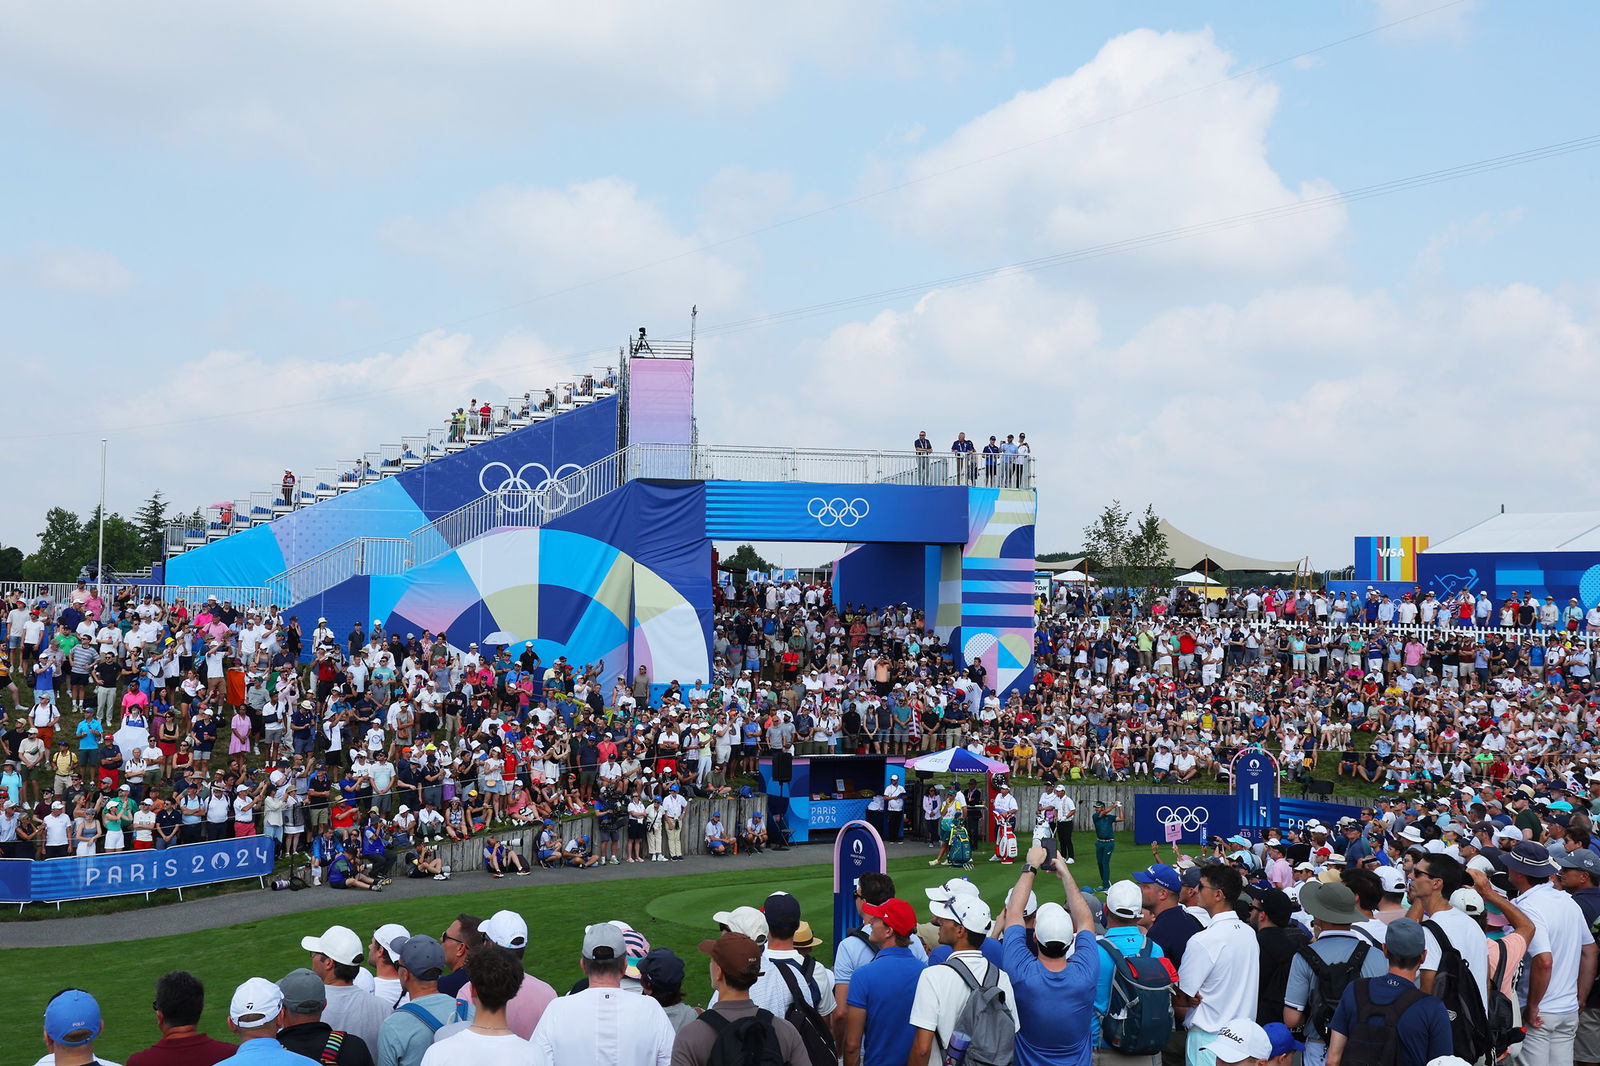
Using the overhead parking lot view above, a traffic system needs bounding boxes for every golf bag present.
[947,821,972,867]
[994,814,1017,863]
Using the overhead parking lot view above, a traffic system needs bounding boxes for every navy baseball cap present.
[1133,863,1182,894]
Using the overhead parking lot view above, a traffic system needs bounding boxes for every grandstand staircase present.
[262,446,628,605]
[162,374,616,557]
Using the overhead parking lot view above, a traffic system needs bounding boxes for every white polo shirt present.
[1420,905,1490,1011]
[529,985,676,1066]
[909,950,1019,1063]
[1177,911,1260,1034]
[1515,882,1596,1016]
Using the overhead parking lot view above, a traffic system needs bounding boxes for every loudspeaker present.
[771,752,794,783]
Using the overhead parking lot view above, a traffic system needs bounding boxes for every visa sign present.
[1355,536,1428,582]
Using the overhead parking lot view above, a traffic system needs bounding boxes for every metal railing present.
[408,448,628,565]
[160,373,616,555]
[264,538,409,606]
[3,582,272,611]
[177,438,1035,607]
[625,443,1035,489]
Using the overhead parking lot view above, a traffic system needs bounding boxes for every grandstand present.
[163,370,617,556]
[89,328,1038,697]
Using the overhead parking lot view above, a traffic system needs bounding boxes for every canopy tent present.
[1159,518,1305,574]
[1172,570,1222,586]
[906,747,1010,774]
[1426,510,1600,553]
[1049,570,1097,583]
[1035,558,1089,573]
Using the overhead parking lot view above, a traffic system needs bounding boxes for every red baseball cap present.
[861,898,917,937]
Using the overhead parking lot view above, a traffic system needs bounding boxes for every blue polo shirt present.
[846,944,925,1066]
[230,1034,319,1065]
[1330,974,1451,1066]
[1002,925,1099,1066]
[928,936,1005,967]
[1095,925,1164,1047]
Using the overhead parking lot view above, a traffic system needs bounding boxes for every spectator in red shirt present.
[127,971,236,1066]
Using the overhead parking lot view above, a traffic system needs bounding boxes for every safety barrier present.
[627,442,1035,489]
[0,836,276,909]
[4,582,272,611]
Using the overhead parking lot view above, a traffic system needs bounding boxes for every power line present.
[138,1,1476,372]
[12,128,1596,442]
[691,133,1600,340]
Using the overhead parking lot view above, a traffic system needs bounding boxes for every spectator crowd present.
[36,785,1600,1066]
[16,575,1600,1066]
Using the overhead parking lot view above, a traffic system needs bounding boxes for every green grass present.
[4,831,1159,1060]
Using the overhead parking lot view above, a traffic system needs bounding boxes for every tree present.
[1126,504,1175,602]
[90,507,152,575]
[132,491,170,559]
[0,544,22,581]
[1081,500,1131,579]
[22,507,87,581]
[1082,501,1173,599]
[722,544,776,573]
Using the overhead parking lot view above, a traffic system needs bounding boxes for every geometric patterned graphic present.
[957,487,1037,696]
[379,525,708,681]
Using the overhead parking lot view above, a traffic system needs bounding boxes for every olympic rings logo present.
[1155,805,1210,831]
[806,496,870,528]
[479,461,588,515]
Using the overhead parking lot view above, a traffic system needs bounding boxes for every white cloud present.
[0,2,899,168]
[699,270,1600,569]
[885,28,1345,274]
[384,177,747,320]
[1412,209,1524,277]
[6,245,136,294]
[0,328,580,549]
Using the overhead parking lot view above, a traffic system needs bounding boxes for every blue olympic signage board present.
[1133,795,1235,844]
[832,819,887,950]
[705,482,968,544]
[0,837,276,904]
[1279,797,1366,830]
[1232,749,1278,841]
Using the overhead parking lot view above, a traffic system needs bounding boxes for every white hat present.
[1495,826,1524,844]
[1378,866,1406,894]
[1399,826,1425,844]
[926,877,982,903]
[301,925,363,965]
[1202,1019,1273,1064]
[1106,880,1144,920]
[1450,887,1486,917]
[948,896,994,935]
[229,977,283,1027]
[373,923,411,961]
[1033,901,1076,952]
[711,906,769,942]
[1022,890,1039,918]
[1294,861,1317,872]
[482,909,528,950]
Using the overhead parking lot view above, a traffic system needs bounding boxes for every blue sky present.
[4,1,1598,567]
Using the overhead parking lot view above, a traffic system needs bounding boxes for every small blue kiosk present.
[758,754,907,844]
